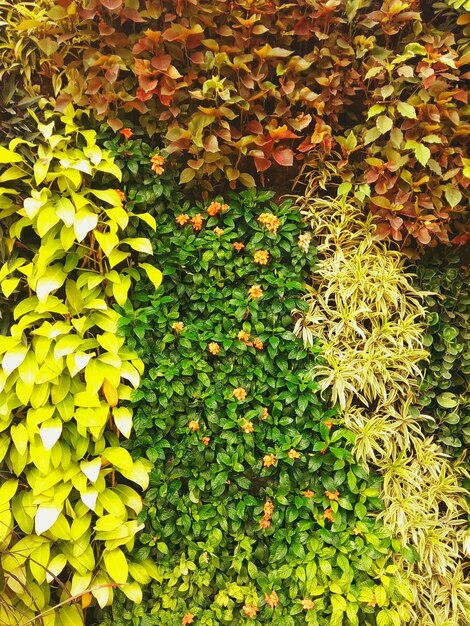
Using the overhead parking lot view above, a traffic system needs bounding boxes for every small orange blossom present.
[263,454,276,468]
[233,387,247,401]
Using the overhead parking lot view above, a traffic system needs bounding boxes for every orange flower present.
[207,201,221,216]
[115,189,126,202]
[182,613,194,625]
[119,128,133,139]
[201,436,210,446]
[248,285,263,299]
[324,508,334,522]
[253,338,263,350]
[243,604,258,618]
[367,596,377,608]
[263,454,276,468]
[325,490,339,501]
[176,214,190,226]
[259,516,271,529]
[263,500,274,517]
[151,153,165,175]
[324,420,334,429]
[172,322,185,332]
[303,489,314,498]
[233,387,247,401]
[213,227,224,236]
[301,598,315,611]
[265,591,279,609]
[261,407,269,420]
[233,242,245,252]
[238,330,251,342]
[191,214,204,231]
[253,250,270,265]
[321,448,327,455]
[188,421,200,432]
[242,420,254,434]
[352,527,362,536]
[258,213,280,234]
[208,342,220,355]
[287,449,301,460]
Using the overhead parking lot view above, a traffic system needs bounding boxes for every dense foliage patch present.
[417,250,470,458]
[0,105,161,625]
[95,187,413,626]
[0,0,469,246]
[294,194,469,626]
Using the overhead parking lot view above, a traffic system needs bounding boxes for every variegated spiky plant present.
[293,194,470,625]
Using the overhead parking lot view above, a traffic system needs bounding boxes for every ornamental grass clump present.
[294,194,470,626]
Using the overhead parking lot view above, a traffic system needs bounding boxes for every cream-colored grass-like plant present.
[293,194,470,625]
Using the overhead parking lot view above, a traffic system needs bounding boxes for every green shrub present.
[417,250,470,459]
[95,186,413,626]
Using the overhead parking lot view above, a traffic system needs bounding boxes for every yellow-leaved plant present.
[293,194,470,626]
[0,103,162,625]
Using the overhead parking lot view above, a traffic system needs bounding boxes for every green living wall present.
[0,1,468,626]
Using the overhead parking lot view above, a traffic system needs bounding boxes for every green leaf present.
[414,144,431,167]
[376,115,393,134]
[397,102,416,119]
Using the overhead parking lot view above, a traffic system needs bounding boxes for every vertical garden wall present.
[0,1,468,626]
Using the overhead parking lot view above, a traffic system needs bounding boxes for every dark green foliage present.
[95,183,413,625]
[417,250,470,458]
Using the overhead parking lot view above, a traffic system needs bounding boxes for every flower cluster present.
[119,127,133,139]
[150,153,165,175]
[248,285,263,299]
[253,250,269,265]
[176,214,190,226]
[207,201,229,216]
[258,212,280,234]
[263,453,276,468]
[325,489,340,501]
[241,420,254,434]
[243,604,258,618]
[181,612,194,624]
[260,498,274,529]
[265,590,279,609]
[233,387,247,401]
[208,342,220,355]
[172,322,185,332]
[237,330,263,350]
[297,232,312,253]
[191,214,204,231]
[287,449,301,460]
[324,507,334,522]
[115,189,126,203]
[301,598,315,611]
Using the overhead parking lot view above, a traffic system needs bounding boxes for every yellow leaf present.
[103,548,128,584]
[35,504,62,535]
[113,406,133,438]
[102,378,119,407]
[39,418,63,450]
[140,263,162,290]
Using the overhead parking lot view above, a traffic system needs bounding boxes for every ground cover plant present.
[93,182,414,626]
